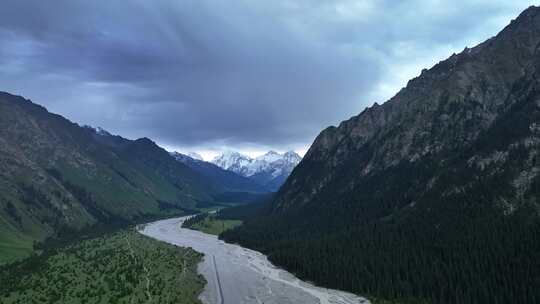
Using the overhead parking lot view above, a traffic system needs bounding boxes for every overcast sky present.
[0,1,536,159]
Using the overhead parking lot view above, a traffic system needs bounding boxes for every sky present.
[0,1,536,160]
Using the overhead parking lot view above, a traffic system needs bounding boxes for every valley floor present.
[140,216,370,304]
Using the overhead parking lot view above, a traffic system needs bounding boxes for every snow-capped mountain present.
[170,151,204,164]
[83,125,112,136]
[211,150,302,191]
[170,151,269,194]
[171,151,204,163]
[186,152,203,161]
[212,151,254,176]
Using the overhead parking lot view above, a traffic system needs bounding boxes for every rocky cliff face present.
[275,6,540,213]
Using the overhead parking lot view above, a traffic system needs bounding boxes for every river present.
[139,216,369,304]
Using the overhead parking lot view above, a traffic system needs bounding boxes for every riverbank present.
[140,216,370,304]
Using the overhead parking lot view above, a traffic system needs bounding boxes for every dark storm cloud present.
[0,0,534,153]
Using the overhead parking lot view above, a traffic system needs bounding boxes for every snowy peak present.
[186,152,203,161]
[170,151,204,163]
[172,149,301,191]
[256,151,282,163]
[283,151,302,163]
[170,151,202,164]
[211,151,253,175]
[211,150,302,191]
[95,127,111,136]
[168,151,270,194]
[83,125,113,137]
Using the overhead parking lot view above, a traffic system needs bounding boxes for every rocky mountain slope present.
[222,6,540,303]
[276,5,540,212]
[0,93,218,263]
[212,150,301,191]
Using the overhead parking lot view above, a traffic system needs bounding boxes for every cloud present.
[0,0,535,154]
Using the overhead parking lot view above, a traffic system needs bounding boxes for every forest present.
[1,230,205,304]
[221,195,540,303]
[182,212,242,235]
[221,82,540,303]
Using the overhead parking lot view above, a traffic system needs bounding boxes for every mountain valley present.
[0,92,268,264]
[1,3,540,304]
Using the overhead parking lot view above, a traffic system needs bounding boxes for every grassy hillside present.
[1,229,205,304]
[0,92,218,264]
[0,221,35,265]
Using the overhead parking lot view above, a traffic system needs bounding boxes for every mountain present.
[211,151,253,176]
[170,151,270,196]
[222,6,540,303]
[0,93,219,263]
[186,152,203,161]
[170,152,202,164]
[211,150,301,191]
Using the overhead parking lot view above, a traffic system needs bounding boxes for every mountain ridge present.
[170,151,270,195]
[221,6,540,303]
[212,150,301,191]
[0,92,221,263]
[275,4,540,211]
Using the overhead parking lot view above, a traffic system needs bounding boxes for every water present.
[140,216,369,304]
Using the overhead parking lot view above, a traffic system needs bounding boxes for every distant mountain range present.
[0,92,269,263]
[210,150,302,191]
[170,151,269,196]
